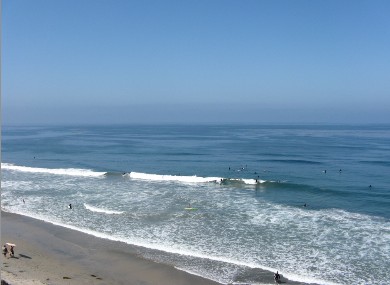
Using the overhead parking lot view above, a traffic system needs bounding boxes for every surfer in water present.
[68,203,72,209]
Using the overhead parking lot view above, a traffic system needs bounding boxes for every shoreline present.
[1,210,311,285]
[1,211,221,285]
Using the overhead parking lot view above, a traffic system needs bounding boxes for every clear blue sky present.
[2,0,390,125]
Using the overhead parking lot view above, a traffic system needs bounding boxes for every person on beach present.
[274,271,280,282]
[10,246,14,257]
[2,245,8,257]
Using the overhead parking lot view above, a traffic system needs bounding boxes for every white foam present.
[129,172,222,184]
[128,172,266,185]
[1,180,37,190]
[2,163,106,177]
[241,178,266,184]
[84,203,124,215]
[1,206,365,285]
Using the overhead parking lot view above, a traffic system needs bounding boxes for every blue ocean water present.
[1,124,390,285]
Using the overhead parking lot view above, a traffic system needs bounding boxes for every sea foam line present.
[2,163,265,184]
[129,172,222,183]
[3,208,338,285]
[84,203,124,215]
[1,163,106,177]
[128,172,266,185]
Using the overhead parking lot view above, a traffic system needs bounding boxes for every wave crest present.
[84,203,124,215]
[128,172,266,185]
[2,163,106,177]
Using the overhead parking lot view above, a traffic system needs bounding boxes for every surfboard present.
[184,207,198,211]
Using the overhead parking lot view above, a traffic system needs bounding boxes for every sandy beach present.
[1,211,222,285]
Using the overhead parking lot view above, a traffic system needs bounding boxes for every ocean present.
[1,124,389,285]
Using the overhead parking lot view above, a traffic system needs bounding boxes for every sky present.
[2,0,390,125]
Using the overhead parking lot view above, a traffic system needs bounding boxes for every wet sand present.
[1,211,221,285]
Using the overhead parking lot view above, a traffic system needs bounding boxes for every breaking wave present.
[1,163,106,177]
[84,203,124,215]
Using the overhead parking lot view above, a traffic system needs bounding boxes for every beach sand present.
[1,211,222,285]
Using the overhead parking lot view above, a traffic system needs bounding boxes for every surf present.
[83,203,124,215]
[127,172,222,183]
[127,171,267,185]
[1,163,106,178]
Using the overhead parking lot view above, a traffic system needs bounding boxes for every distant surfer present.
[369,185,372,188]
[303,203,307,207]
[68,203,72,209]
[323,170,327,173]
[23,199,25,204]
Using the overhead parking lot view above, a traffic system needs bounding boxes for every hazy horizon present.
[2,0,390,125]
